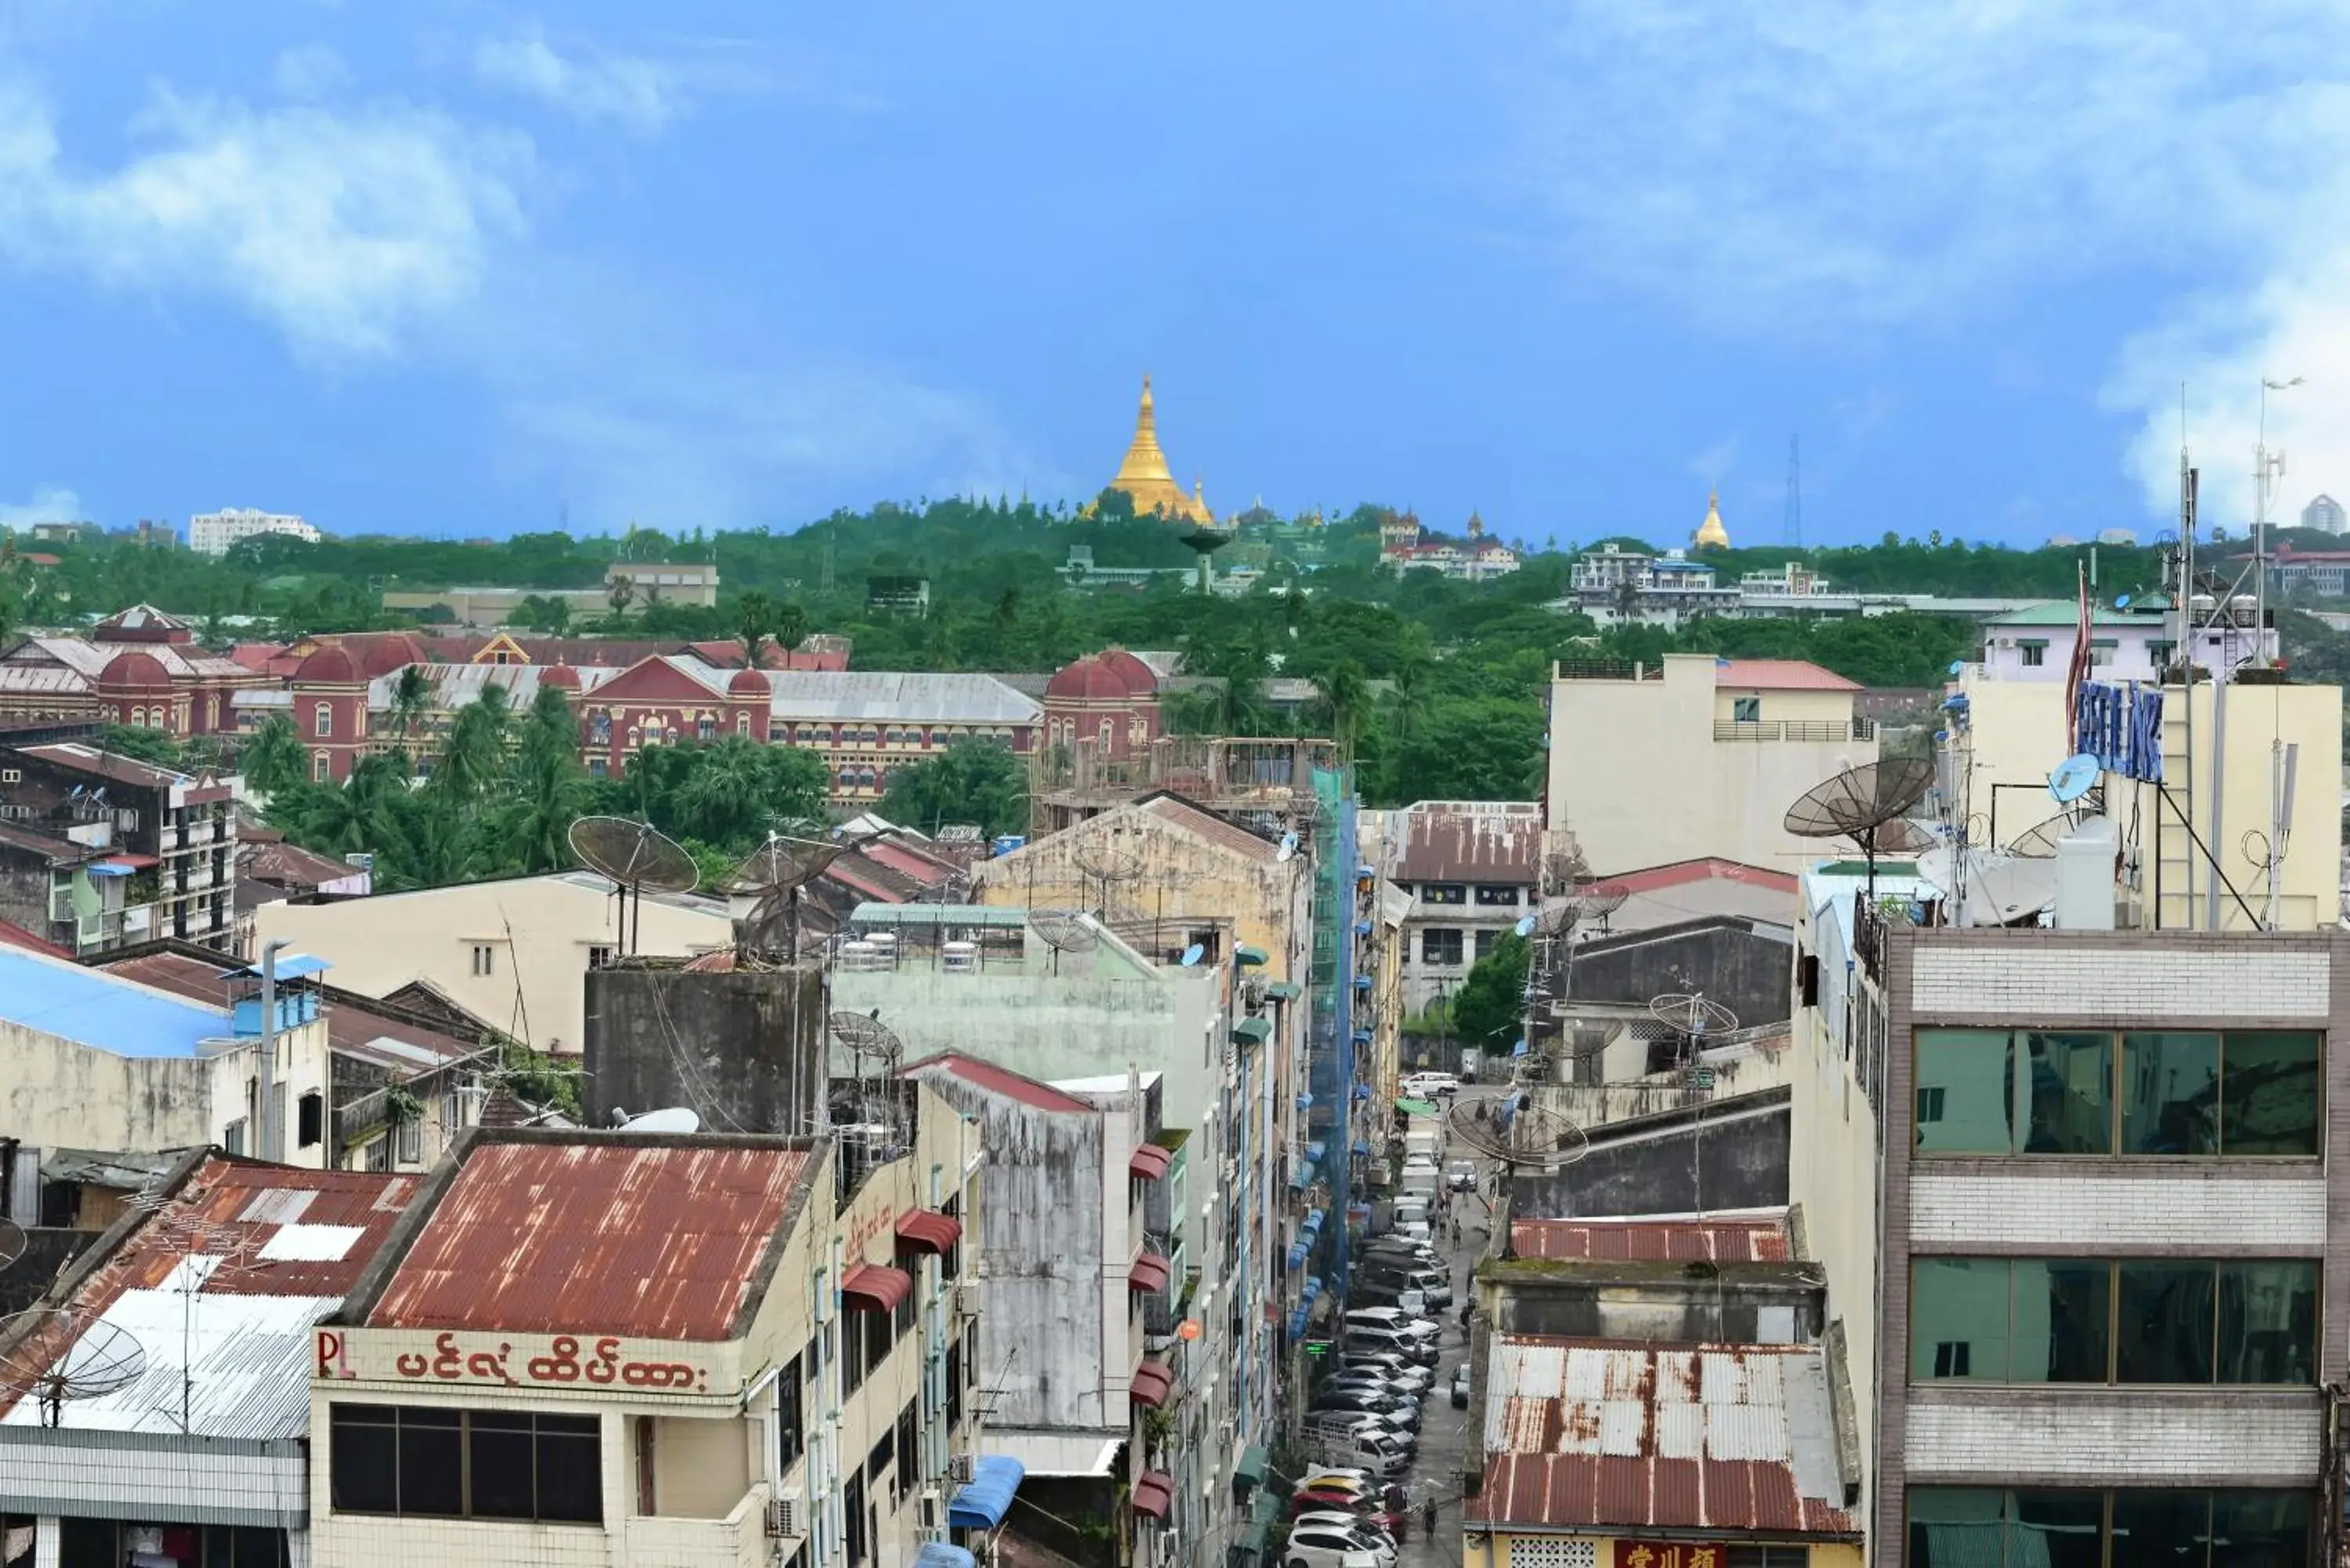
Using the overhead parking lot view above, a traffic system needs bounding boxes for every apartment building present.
[0,742,240,952]
[190,507,319,555]
[1383,803,1543,1017]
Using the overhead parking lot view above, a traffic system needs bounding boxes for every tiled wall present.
[1909,1172,2327,1250]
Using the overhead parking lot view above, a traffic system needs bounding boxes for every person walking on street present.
[1423,1498,1439,1539]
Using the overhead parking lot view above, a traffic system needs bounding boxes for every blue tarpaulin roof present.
[234,952,332,981]
[917,1546,976,1568]
[948,1456,1025,1530]
[1289,1158,1318,1191]
[0,948,228,1059]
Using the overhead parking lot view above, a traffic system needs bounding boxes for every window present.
[696,714,715,739]
[737,714,751,736]
[866,1433,892,1485]
[1909,1257,2314,1387]
[364,1137,391,1173]
[1473,886,1520,905]
[777,1352,804,1471]
[471,945,495,977]
[312,753,330,782]
[396,1115,422,1165]
[588,757,607,779]
[331,1404,600,1523]
[1731,695,1761,722]
[588,945,613,970]
[2017,639,2048,667]
[1422,883,1466,905]
[298,1091,324,1149]
[1421,928,1462,966]
[843,1473,868,1566]
[224,1118,248,1156]
[314,703,333,737]
[2089,638,2117,667]
[1909,1487,2312,1567]
[2149,640,2176,667]
[1916,1028,2319,1158]
[1473,929,1498,960]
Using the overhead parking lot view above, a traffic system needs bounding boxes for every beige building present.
[1546,654,1878,876]
[250,872,732,1054]
[379,562,719,629]
[311,1087,982,1568]
[0,943,334,1165]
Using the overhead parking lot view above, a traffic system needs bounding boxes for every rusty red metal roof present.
[1509,1215,1789,1263]
[1392,812,1542,884]
[1597,858,1799,897]
[1467,1338,1857,1540]
[368,1141,814,1339]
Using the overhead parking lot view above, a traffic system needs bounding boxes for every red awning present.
[1128,1254,1171,1294]
[895,1209,963,1254]
[841,1263,913,1314]
[1131,1471,1175,1519]
[1129,1143,1172,1181]
[1130,1361,1173,1408]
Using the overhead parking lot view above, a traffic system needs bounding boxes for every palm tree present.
[435,685,512,804]
[673,736,779,849]
[388,666,433,753]
[239,714,309,799]
[773,602,810,656]
[1318,662,1370,760]
[734,589,777,670]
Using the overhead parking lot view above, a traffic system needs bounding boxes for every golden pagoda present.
[1694,489,1730,550]
[1108,376,1215,526]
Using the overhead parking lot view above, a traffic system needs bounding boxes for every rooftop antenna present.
[1649,991,1739,1074]
[1029,909,1100,975]
[730,832,851,965]
[0,1307,148,1428]
[1784,757,1937,905]
[567,816,700,955]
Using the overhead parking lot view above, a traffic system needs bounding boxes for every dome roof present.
[540,663,581,690]
[292,645,361,685]
[360,633,428,677]
[727,667,769,696]
[1047,656,1129,701]
[96,649,173,690]
[1694,490,1730,550]
[1097,648,1158,696]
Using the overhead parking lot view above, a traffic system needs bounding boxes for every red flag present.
[2063,559,2092,750]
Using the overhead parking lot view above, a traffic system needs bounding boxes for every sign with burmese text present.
[316,1328,721,1396]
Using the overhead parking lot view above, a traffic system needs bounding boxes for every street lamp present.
[2254,376,2305,663]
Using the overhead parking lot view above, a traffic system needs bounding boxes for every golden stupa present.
[1108,376,1215,526]
[1694,489,1730,549]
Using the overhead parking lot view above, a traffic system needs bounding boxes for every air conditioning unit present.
[766,1488,806,1539]
[949,1453,976,1485]
[954,1281,983,1319]
[920,1488,945,1532]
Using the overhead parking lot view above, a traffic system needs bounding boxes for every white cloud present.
[0,82,530,357]
[0,484,82,528]
[1506,1,2350,520]
[475,31,676,133]
[273,45,350,101]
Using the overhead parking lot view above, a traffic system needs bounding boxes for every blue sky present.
[0,2,2342,549]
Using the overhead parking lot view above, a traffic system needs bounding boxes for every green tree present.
[95,724,184,768]
[773,601,810,655]
[734,588,778,669]
[435,683,514,804]
[1450,932,1531,1050]
[882,739,1029,837]
[387,665,433,752]
[238,714,310,798]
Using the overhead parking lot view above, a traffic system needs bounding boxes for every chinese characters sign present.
[1614,1546,1731,1568]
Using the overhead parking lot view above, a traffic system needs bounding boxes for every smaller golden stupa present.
[1108,376,1216,526]
[1694,489,1730,550]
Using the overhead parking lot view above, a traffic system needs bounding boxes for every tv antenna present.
[1069,841,1143,924]
[0,1308,148,1427]
[568,816,700,955]
[1650,991,1739,1070]
[730,833,851,964]
[1784,757,1936,901]
[1569,880,1628,934]
[1028,910,1099,975]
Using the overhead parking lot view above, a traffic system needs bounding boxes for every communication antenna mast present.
[1784,758,1936,903]
[568,817,700,955]
[0,1308,148,1428]
[1784,434,1802,549]
[730,833,852,964]
[1028,910,1100,976]
[828,1010,908,1189]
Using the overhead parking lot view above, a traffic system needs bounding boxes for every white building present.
[1976,596,2276,683]
[2301,493,2346,533]
[189,508,320,556]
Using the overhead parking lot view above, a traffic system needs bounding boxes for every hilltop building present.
[2301,493,2346,533]
[1977,594,2276,683]
[1694,488,1730,549]
[189,508,318,556]
[1105,377,1215,526]
[379,562,720,628]
[1379,510,1520,582]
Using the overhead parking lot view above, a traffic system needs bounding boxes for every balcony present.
[1712,717,1877,743]
[622,1481,769,1568]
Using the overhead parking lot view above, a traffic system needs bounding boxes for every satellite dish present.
[1069,841,1144,918]
[830,1010,903,1061]
[730,832,855,963]
[0,1309,148,1427]
[1918,845,2061,926]
[621,1107,701,1134]
[0,1219,23,1274]
[2049,753,2101,804]
[568,816,700,956]
[1784,758,1937,898]
[1030,911,1100,974]
[1442,1093,1588,1172]
[2007,811,2088,858]
[1179,944,1205,966]
[1650,992,1737,1040]
[2115,594,2131,609]
[1513,914,1536,938]
[1576,882,1628,930]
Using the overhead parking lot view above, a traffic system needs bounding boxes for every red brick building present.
[1043,649,1162,760]
[0,605,270,737]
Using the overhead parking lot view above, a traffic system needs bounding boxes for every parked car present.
[1291,1526,1396,1568]
[1338,1352,1434,1391]
[1394,1219,1433,1245]
[1295,1469,1375,1495]
[1401,1071,1460,1099]
[1314,1389,1422,1429]
[1447,1159,1478,1192]
[1290,1492,1406,1535]
[1452,1362,1473,1408]
[1292,1513,1398,1559]
[1282,1538,1381,1568]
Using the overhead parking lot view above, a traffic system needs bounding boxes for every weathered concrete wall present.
[1489,1265,1824,1344]
[1509,1098,1789,1217]
[0,1228,95,1315]
[1567,919,1791,1025]
[583,963,826,1134]
[912,1067,1110,1434]
[0,1020,331,1158]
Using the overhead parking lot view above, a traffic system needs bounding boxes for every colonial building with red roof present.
[0,605,273,737]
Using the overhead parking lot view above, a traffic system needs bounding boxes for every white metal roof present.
[758,671,1041,724]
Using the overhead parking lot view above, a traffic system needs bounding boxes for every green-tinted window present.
[2115,1262,2215,1384]
[2008,1490,2103,1568]
[2206,1490,2315,1562]
[2010,1259,2110,1383]
[1914,1488,2315,1568]
[1911,1258,2015,1382]
[2110,1490,2211,1567]
[2018,1031,2110,1154]
[1907,1487,2003,1567]
[2222,1031,2322,1154]
[2218,1260,2319,1385]
[1914,1030,2013,1153]
[2120,1031,2220,1154]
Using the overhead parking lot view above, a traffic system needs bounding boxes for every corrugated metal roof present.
[0,1158,410,1439]
[905,1053,1101,1115]
[1509,1216,1790,1262]
[1136,795,1280,864]
[758,671,1041,724]
[369,1141,815,1339]
[1469,1339,1856,1538]
[0,664,94,694]
[1392,812,1542,883]
[93,948,476,1075]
